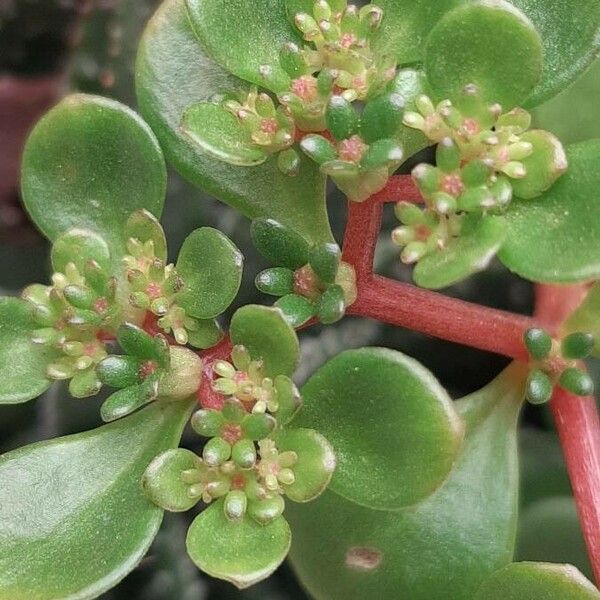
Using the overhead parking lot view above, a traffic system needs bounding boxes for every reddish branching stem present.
[536,284,600,584]
[342,174,600,583]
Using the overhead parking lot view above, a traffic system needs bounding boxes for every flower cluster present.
[523,328,595,404]
[393,84,567,264]
[143,342,334,527]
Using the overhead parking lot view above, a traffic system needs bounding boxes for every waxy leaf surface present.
[0,297,53,404]
[287,365,526,600]
[21,95,166,263]
[0,399,193,600]
[136,0,332,245]
[295,348,464,509]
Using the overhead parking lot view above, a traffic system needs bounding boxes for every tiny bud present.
[559,367,594,397]
[224,490,248,521]
[503,161,527,179]
[561,332,595,360]
[401,241,427,264]
[525,369,553,405]
[524,327,553,360]
[203,437,232,467]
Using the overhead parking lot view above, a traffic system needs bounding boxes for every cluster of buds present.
[391,201,462,265]
[223,88,300,175]
[300,94,404,202]
[97,323,203,421]
[22,229,119,398]
[403,84,567,202]
[523,328,595,405]
[122,211,216,347]
[393,83,567,265]
[211,345,301,418]
[289,0,394,101]
[256,239,357,326]
[177,345,304,524]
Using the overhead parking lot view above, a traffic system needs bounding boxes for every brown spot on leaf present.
[345,546,382,571]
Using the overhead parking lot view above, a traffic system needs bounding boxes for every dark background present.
[0,1,597,598]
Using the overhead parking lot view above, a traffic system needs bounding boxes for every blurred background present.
[0,1,597,598]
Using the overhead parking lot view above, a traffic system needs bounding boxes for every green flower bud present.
[203,437,232,467]
[561,332,595,360]
[559,367,594,397]
[223,490,248,521]
[524,328,553,360]
[525,368,553,405]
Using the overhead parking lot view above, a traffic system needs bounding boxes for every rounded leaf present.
[181,102,267,166]
[184,0,300,92]
[136,0,332,246]
[230,305,299,377]
[124,209,167,262]
[255,267,295,296]
[0,297,53,404]
[275,427,335,503]
[186,501,291,589]
[0,400,193,600]
[413,215,507,289]
[251,218,310,269]
[287,365,526,599]
[21,94,166,262]
[295,348,464,509]
[142,448,202,512]
[176,227,243,319]
[424,1,543,109]
[499,140,600,282]
[474,562,600,599]
[274,294,315,328]
[51,229,111,274]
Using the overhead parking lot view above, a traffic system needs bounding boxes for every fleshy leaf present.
[176,227,243,319]
[0,297,53,404]
[136,0,332,246]
[564,284,600,356]
[474,562,600,599]
[0,399,193,600]
[413,215,507,289]
[294,348,464,509]
[100,382,158,423]
[287,364,526,600]
[424,1,543,109]
[51,229,111,274]
[229,305,299,377]
[251,218,311,269]
[375,0,600,108]
[517,497,593,578]
[373,0,463,65]
[275,294,315,328]
[142,448,202,512]
[275,427,335,503]
[124,210,167,262]
[186,501,291,589]
[184,0,300,92]
[499,140,600,283]
[181,102,268,166]
[510,130,567,199]
[21,94,166,264]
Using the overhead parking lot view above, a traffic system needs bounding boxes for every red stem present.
[535,284,600,583]
[341,174,600,583]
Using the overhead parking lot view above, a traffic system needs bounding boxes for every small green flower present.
[256,439,298,492]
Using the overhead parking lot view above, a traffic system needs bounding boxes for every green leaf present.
[510,130,568,199]
[186,501,291,589]
[187,319,223,349]
[275,427,335,503]
[287,364,526,600]
[309,242,340,284]
[176,227,243,319]
[294,347,464,509]
[230,305,299,377]
[181,102,268,166]
[375,1,600,107]
[51,229,111,274]
[499,140,600,283]
[517,497,593,579]
[21,94,166,263]
[274,294,315,328]
[474,562,600,599]
[142,448,202,512]
[256,267,295,296]
[413,215,507,289]
[97,355,142,389]
[300,135,338,165]
[424,1,543,109]
[513,0,600,107]
[0,399,193,600]
[136,0,332,246]
[372,1,464,65]
[184,0,300,92]
[124,209,167,262]
[326,96,359,141]
[100,382,158,423]
[316,284,346,325]
[564,284,600,356]
[0,297,52,404]
[251,218,310,269]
